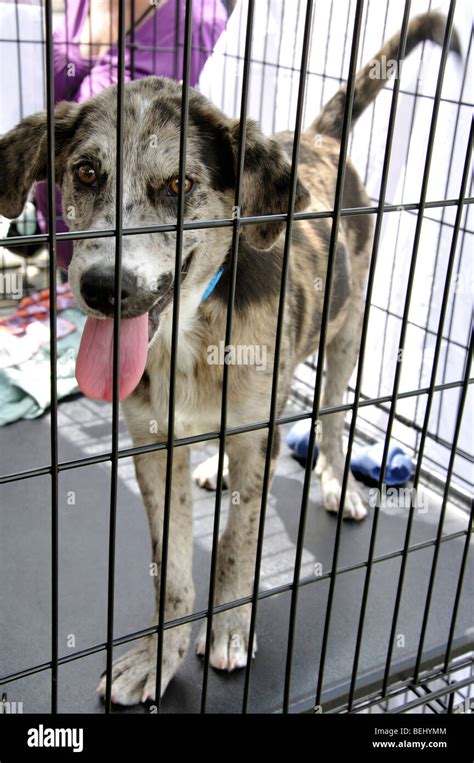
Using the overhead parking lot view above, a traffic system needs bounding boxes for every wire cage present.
[0,0,472,716]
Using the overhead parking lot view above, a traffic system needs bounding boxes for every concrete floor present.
[0,396,472,713]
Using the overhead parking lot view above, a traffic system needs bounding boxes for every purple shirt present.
[35,0,227,268]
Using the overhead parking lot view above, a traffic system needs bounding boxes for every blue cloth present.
[286,419,320,466]
[286,420,414,486]
[351,443,414,486]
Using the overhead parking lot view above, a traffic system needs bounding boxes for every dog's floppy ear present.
[0,101,80,219]
[229,119,311,250]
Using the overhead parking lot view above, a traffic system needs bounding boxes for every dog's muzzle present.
[80,265,155,319]
[80,253,195,339]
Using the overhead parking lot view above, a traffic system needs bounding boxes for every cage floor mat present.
[0,396,472,713]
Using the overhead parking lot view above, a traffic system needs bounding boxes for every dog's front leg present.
[196,429,280,671]
[97,438,194,706]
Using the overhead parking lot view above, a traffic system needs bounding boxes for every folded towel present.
[286,420,414,486]
[0,307,86,426]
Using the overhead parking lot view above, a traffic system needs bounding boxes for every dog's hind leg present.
[195,428,281,670]
[97,438,194,705]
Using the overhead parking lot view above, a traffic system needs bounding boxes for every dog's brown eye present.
[76,164,97,185]
[168,177,193,196]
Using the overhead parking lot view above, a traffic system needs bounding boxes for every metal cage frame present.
[0,0,472,716]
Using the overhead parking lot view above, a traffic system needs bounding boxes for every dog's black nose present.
[80,266,137,315]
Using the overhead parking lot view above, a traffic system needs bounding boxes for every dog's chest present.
[142,341,226,437]
[131,338,274,440]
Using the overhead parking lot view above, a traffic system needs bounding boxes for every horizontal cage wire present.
[0,0,472,718]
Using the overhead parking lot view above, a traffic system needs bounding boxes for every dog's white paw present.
[96,639,177,706]
[318,465,367,521]
[323,480,367,520]
[195,616,257,671]
[193,453,229,491]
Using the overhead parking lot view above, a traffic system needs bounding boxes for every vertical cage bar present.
[241,0,315,714]
[154,0,193,714]
[14,0,24,121]
[152,0,158,75]
[361,0,389,186]
[44,0,58,714]
[198,0,205,75]
[374,13,434,402]
[319,1,334,113]
[347,0,458,711]
[380,1,442,410]
[382,117,473,696]
[64,0,71,98]
[444,498,474,674]
[174,0,182,81]
[414,333,473,682]
[271,0,286,134]
[130,0,136,81]
[414,33,472,443]
[200,0,255,714]
[289,0,304,129]
[257,0,271,127]
[104,0,126,715]
[315,0,413,710]
[108,0,113,87]
[86,1,92,97]
[282,0,366,714]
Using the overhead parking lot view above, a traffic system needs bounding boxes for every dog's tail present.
[309,12,461,140]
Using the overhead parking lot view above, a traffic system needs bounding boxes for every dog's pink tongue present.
[76,314,148,402]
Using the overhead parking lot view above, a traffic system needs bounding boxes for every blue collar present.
[200,266,224,303]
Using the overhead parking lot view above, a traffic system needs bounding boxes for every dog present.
[0,12,459,705]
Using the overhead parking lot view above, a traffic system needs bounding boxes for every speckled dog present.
[0,13,458,704]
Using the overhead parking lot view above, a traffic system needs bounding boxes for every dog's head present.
[0,77,310,399]
[0,77,309,321]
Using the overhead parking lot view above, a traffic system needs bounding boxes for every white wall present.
[199,0,473,492]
